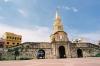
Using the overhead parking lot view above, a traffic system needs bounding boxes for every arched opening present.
[59,46,66,58]
[37,49,45,59]
[77,49,83,58]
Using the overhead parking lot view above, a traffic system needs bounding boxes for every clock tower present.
[50,10,69,42]
[50,10,71,59]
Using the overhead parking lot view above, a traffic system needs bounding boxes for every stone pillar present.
[66,42,71,58]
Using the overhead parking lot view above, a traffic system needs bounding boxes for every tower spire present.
[53,9,64,34]
[55,8,60,19]
[50,9,69,42]
[56,8,59,19]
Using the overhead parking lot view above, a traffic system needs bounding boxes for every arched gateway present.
[77,49,83,58]
[59,46,66,58]
[37,49,45,59]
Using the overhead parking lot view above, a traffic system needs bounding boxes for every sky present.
[0,0,100,44]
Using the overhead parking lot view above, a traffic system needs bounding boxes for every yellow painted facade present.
[3,32,22,48]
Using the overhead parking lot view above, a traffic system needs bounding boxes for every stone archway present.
[59,46,66,58]
[37,49,45,59]
[77,49,83,58]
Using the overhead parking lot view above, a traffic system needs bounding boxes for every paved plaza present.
[0,57,100,66]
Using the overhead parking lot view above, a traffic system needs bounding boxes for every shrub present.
[95,53,100,57]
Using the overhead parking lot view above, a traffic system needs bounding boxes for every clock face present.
[60,35,63,39]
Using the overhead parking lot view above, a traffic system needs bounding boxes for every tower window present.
[60,35,63,40]
[7,42,9,44]
[15,37,16,40]
[17,43,19,45]
[13,43,15,45]
[58,26,62,30]
[7,36,9,39]
[12,37,14,39]
[10,37,11,39]
[0,44,3,48]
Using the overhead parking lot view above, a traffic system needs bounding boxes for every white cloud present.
[63,6,71,10]
[64,27,100,44]
[0,23,50,42]
[72,7,78,12]
[18,9,28,17]
[61,6,78,12]
[69,31,100,44]
[77,32,100,43]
